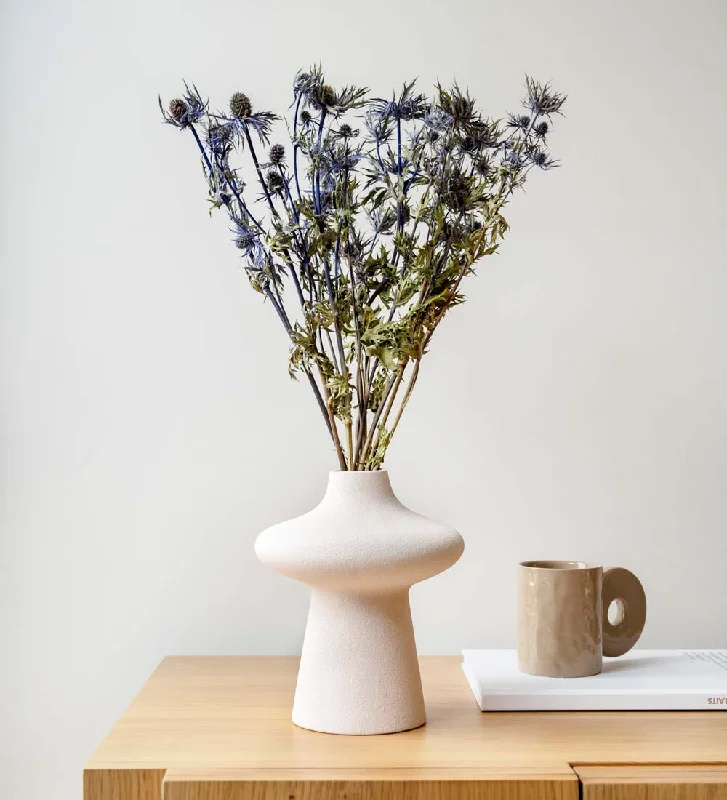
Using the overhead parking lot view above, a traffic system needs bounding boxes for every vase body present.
[255,470,464,735]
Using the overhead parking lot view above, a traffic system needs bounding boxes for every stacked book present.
[462,649,727,711]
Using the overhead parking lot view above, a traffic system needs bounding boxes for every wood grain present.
[84,656,727,800]
[83,768,166,800]
[162,768,578,800]
[575,766,727,799]
[85,657,727,771]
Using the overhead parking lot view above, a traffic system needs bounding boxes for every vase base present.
[291,716,426,736]
[291,589,427,735]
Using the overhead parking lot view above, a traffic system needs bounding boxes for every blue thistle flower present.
[474,155,491,178]
[370,80,427,123]
[507,113,531,131]
[293,65,324,103]
[437,82,477,129]
[297,66,367,116]
[168,98,187,122]
[207,122,233,155]
[266,169,285,194]
[310,84,337,112]
[235,231,256,252]
[224,92,279,145]
[466,117,501,149]
[230,92,253,119]
[269,143,286,164]
[423,107,452,143]
[524,77,567,117]
[442,171,473,212]
[334,123,359,139]
[158,82,207,128]
[233,224,266,267]
[531,149,557,169]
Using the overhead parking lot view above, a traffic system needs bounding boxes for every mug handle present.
[602,567,647,657]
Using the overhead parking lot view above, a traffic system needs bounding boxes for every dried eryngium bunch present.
[159,68,566,470]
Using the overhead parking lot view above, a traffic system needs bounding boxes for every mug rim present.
[520,559,601,571]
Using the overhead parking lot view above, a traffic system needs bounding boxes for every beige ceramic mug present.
[518,560,647,678]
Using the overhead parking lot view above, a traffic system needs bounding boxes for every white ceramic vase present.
[255,470,464,735]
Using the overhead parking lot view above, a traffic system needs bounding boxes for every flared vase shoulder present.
[255,470,464,593]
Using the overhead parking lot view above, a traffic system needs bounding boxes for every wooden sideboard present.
[85,656,727,800]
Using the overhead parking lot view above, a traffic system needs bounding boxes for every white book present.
[462,649,727,711]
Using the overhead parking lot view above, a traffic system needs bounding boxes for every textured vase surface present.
[255,470,464,735]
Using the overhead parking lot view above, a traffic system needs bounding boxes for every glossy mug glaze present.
[518,560,647,678]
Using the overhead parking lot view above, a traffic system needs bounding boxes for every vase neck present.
[321,470,397,510]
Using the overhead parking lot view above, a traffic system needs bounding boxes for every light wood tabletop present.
[85,656,727,800]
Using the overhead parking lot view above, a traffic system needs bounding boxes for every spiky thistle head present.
[235,231,256,252]
[293,64,324,102]
[169,98,187,122]
[310,84,337,111]
[230,92,252,119]
[208,122,232,153]
[159,84,206,128]
[474,155,491,178]
[507,113,531,131]
[269,143,285,164]
[437,82,476,128]
[531,149,557,169]
[266,169,284,193]
[524,77,567,117]
[321,85,337,107]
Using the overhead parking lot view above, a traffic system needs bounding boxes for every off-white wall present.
[2,0,726,797]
